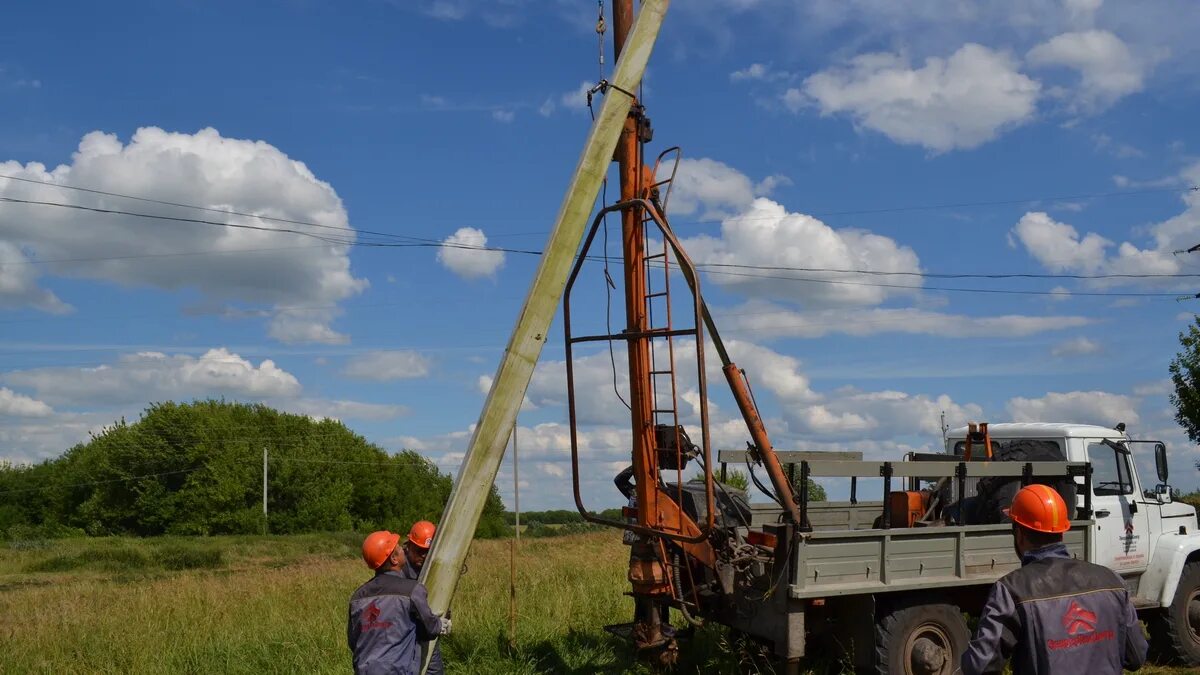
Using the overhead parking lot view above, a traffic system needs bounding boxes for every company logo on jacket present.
[362,601,393,631]
[1047,600,1113,650]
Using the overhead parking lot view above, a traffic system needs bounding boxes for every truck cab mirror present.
[1155,442,1169,484]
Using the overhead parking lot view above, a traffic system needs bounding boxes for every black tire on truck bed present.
[1148,560,1200,666]
[875,599,969,675]
[973,440,1077,525]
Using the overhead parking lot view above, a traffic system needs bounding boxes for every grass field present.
[0,532,1190,674]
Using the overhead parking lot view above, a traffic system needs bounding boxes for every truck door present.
[1086,439,1150,572]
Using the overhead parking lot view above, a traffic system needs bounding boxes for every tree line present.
[0,400,507,539]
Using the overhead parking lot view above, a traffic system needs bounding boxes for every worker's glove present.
[439,617,452,636]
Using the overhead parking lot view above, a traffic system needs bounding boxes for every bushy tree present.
[0,400,506,538]
[1171,317,1200,446]
[690,467,825,501]
[792,475,827,502]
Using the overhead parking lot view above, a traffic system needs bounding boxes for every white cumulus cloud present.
[1027,30,1146,111]
[790,388,982,440]
[1051,336,1101,357]
[3,348,301,406]
[794,43,1040,152]
[0,127,367,343]
[1006,390,1139,426]
[343,350,432,381]
[436,227,506,279]
[0,387,53,417]
[683,198,922,307]
[1012,166,1200,287]
[1011,211,1111,272]
[0,241,71,314]
[670,157,788,219]
[726,303,1095,339]
[287,398,408,421]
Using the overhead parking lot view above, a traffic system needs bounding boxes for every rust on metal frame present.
[562,198,716,555]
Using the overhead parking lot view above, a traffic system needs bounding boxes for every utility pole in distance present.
[513,423,520,541]
[509,421,519,648]
[262,446,268,535]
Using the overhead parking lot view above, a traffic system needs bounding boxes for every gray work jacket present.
[961,543,1148,675]
[400,562,443,675]
[347,570,443,675]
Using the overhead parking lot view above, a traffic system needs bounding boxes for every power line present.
[693,268,1187,298]
[0,243,335,267]
[785,185,1200,220]
[692,263,1200,280]
[0,173,436,246]
[5,174,1197,271]
[0,195,545,254]
[3,190,1196,301]
[10,172,1190,229]
[0,196,361,246]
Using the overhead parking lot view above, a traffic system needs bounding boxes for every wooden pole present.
[262,446,268,536]
[513,423,520,542]
[508,422,518,648]
[416,3,671,671]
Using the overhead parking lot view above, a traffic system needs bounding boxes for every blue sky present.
[2,0,1199,510]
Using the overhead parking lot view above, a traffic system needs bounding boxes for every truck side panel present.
[790,523,1090,599]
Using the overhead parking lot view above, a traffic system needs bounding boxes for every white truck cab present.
[947,422,1200,664]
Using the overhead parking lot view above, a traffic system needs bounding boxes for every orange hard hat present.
[1006,484,1070,534]
[408,521,436,549]
[362,531,402,570]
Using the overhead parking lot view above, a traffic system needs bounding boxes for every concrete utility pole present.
[416,2,671,671]
[262,446,268,535]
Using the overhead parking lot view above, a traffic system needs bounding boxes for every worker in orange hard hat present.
[961,485,1147,674]
[401,520,436,580]
[348,531,450,675]
[400,521,444,675]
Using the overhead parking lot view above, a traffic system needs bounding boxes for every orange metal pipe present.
[723,363,803,527]
[613,0,660,537]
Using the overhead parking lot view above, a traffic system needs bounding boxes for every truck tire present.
[1149,560,1200,666]
[875,601,969,675]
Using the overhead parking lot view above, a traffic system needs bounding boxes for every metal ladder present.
[642,148,688,490]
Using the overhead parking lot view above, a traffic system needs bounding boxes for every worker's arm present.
[960,583,1019,675]
[346,605,356,652]
[409,582,445,641]
[1121,592,1148,671]
[614,465,635,500]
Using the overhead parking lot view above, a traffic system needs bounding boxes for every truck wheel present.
[875,601,969,675]
[1149,560,1200,666]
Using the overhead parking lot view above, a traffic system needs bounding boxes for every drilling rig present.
[562,0,802,666]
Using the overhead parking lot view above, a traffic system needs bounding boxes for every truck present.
[692,423,1200,673]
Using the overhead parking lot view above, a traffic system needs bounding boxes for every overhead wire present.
[3,175,1197,280]
[1,195,1190,299]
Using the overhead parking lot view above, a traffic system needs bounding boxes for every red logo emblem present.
[364,601,381,624]
[362,601,392,631]
[1062,601,1097,636]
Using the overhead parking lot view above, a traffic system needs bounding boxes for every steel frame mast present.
[611,0,672,655]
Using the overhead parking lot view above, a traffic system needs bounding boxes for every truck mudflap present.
[1137,532,1200,607]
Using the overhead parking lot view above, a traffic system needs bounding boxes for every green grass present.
[0,533,1190,674]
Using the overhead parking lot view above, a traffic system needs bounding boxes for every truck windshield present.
[1088,441,1133,496]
